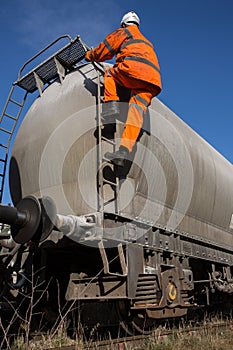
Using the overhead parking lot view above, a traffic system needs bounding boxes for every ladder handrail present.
[0,88,27,203]
[0,86,14,123]
[96,70,104,213]
[83,43,106,75]
[17,34,73,80]
[92,62,105,75]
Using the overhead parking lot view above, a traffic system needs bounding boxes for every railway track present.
[37,320,233,350]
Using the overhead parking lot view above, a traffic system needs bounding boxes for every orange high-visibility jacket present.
[85,25,162,91]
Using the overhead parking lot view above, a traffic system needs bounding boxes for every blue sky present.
[0,0,233,203]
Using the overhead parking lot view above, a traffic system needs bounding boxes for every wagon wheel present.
[116,300,157,335]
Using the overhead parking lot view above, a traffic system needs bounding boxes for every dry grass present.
[1,271,232,349]
[144,324,233,350]
[7,321,233,350]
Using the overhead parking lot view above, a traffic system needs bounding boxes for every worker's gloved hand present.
[85,47,95,62]
[85,51,92,62]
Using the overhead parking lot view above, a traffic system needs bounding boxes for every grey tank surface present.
[9,63,233,250]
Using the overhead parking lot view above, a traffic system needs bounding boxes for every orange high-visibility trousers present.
[104,67,160,152]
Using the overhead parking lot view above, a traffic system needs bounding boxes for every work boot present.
[102,101,120,120]
[101,123,116,139]
[104,146,129,167]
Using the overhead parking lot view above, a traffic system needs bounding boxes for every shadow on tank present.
[9,156,22,205]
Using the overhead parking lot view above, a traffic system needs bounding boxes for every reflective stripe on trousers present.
[104,68,159,152]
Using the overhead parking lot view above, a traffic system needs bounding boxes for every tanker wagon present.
[0,35,233,334]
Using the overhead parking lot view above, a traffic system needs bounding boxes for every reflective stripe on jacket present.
[85,25,162,90]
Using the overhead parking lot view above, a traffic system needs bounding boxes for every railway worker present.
[85,11,162,166]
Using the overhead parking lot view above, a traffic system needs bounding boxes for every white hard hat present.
[121,11,140,27]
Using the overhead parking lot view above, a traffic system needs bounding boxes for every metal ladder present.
[95,68,128,277]
[94,65,120,215]
[0,87,28,203]
[0,35,88,204]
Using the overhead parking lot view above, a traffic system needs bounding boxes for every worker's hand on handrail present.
[84,46,106,73]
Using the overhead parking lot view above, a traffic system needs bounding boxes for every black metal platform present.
[14,36,87,93]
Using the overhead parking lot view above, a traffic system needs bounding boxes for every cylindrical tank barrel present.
[9,63,233,250]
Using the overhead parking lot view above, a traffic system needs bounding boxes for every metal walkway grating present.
[15,36,87,93]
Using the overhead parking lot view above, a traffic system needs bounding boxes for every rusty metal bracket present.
[98,240,128,277]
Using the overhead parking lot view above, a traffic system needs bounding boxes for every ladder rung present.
[104,179,118,187]
[0,174,4,178]
[0,159,6,163]
[104,198,116,206]
[9,98,23,107]
[0,128,12,135]
[3,113,17,121]
[0,144,7,149]
[101,136,116,145]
